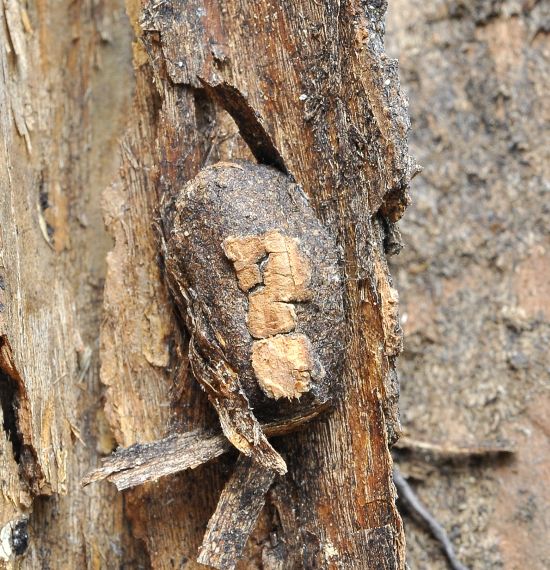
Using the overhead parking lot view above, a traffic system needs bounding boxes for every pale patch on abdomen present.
[223,230,323,400]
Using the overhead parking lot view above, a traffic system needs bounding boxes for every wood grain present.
[0,0,140,566]
[99,0,413,567]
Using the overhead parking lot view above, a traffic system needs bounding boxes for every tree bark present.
[1,0,413,568]
[387,2,549,569]
[102,1,414,567]
[0,0,142,567]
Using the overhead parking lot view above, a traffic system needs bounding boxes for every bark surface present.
[1,0,414,568]
[387,1,549,568]
[102,1,413,567]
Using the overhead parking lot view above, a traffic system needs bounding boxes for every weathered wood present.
[82,429,230,490]
[97,0,414,567]
[81,412,325,491]
[0,0,142,566]
[1,0,545,566]
[387,2,549,568]
[100,79,227,569]
[198,456,276,569]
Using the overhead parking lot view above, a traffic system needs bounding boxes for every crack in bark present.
[0,336,46,496]
[199,78,288,173]
[0,369,23,463]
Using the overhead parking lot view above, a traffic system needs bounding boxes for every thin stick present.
[395,437,515,458]
[393,468,469,570]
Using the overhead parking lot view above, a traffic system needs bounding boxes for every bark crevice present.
[0,337,46,496]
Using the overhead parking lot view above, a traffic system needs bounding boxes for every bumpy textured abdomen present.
[163,161,345,426]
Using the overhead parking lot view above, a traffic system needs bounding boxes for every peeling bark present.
[82,428,230,491]
[1,0,413,567]
[98,0,413,567]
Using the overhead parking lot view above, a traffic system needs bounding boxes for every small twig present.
[395,437,515,459]
[198,456,276,569]
[394,467,468,570]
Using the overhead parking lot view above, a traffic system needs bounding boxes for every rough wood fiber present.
[198,456,276,569]
[93,0,414,568]
[0,0,140,567]
[81,413,325,491]
[82,428,230,490]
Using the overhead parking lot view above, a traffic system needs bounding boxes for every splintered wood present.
[81,417,324,492]
[80,2,418,564]
[81,429,231,491]
[198,456,276,569]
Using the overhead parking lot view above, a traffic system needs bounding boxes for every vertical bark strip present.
[102,0,413,567]
[198,457,276,569]
[0,0,141,566]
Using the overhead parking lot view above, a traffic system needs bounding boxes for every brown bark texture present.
[387,1,549,569]
[98,0,413,567]
[0,0,415,569]
[1,0,416,567]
